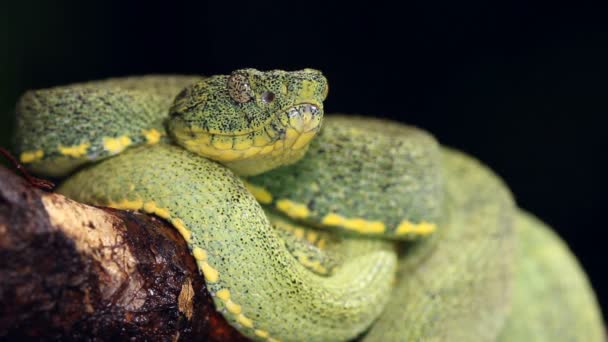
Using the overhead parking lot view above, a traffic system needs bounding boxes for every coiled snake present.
[13,69,604,341]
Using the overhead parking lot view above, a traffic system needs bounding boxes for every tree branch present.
[0,166,248,341]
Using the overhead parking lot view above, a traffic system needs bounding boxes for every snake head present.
[167,68,328,175]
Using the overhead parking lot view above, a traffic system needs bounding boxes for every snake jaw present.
[169,104,322,158]
[286,103,323,134]
[213,103,323,175]
[169,101,324,175]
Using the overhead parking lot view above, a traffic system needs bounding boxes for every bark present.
[0,165,247,341]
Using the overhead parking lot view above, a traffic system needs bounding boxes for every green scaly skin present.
[497,212,605,341]
[268,211,345,276]
[12,71,604,341]
[14,75,202,176]
[247,116,444,239]
[60,143,397,341]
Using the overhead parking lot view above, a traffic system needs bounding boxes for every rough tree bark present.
[0,165,248,341]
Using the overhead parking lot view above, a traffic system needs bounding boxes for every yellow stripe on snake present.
[13,69,604,341]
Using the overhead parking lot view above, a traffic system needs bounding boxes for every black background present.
[1,1,606,319]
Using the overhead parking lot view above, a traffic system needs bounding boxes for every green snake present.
[13,69,604,341]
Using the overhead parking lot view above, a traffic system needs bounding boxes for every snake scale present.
[13,69,604,341]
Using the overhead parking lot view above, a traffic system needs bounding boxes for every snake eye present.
[261,91,275,103]
[227,72,254,103]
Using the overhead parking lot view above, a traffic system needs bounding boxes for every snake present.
[12,69,604,341]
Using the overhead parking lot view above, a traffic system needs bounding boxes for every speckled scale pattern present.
[497,211,604,341]
[267,210,345,276]
[248,115,444,239]
[59,144,397,342]
[168,69,327,135]
[167,68,328,176]
[14,75,201,175]
[363,149,516,341]
[14,72,605,342]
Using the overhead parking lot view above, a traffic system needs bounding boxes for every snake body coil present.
[13,70,604,341]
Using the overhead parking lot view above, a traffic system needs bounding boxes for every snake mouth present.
[268,102,323,152]
[251,101,323,153]
[285,103,323,134]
